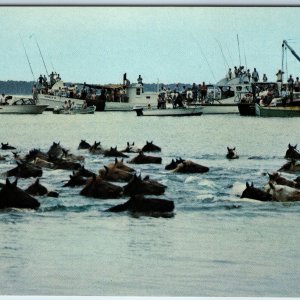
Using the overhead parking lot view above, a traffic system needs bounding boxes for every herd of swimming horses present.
[0,140,300,216]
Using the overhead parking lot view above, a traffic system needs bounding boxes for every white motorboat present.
[0,97,48,114]
[133,105,203,117]
[53,104,96,114]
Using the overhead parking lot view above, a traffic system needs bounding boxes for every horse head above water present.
[141,141,161,152]
[123,174,166,196]
[241,182,272,201]
[284,144,300,160]
[278,159,300,173]
[1,142,16,150]
[78,139,91,150]
[165,158,185,170]
[104,147,129,158]
[89,141,104,155]
[226,147,239,159]
[0,178,40,210]
[121,142,141,153]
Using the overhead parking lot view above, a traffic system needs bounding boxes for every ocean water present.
[0,112,300,296]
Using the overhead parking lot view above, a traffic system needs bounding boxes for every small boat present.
[53,104,96,114]
[133,105,203,117]
[255,103,300,117]
[0,97,48,114]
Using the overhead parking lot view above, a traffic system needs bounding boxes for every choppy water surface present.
[0,112,300,296]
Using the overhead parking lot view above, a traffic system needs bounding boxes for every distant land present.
[0,80,192,95]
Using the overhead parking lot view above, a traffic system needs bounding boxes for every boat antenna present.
[236,34,242,67]
[215,38,230,74]
[19,34,35,82]
[191,33,217,83]
[30,34,49,77]
[281,42,285,81]
[242,39,248,70]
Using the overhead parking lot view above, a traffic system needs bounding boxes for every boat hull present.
[255,103,300,117]
[134,107,203,116]
[238,103,256,116]
[37,94,105,111]
[197,103,239,114]
[0,104,48,114]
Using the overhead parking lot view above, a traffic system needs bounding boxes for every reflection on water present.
[0,112,300,296]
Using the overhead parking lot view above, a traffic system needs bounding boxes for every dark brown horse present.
[128,152,162,164]
[172,160,209,173]
[6,161,43,178]
[80,174,123,199]
[141,141,161,152]
[226,147,239,159]
[107,194,174,215]
[1,142,16,150]
[123,174,166,196]
[241,182,272,201]
[25,178,59,197]
[0,178,40,209]
[284,144,300,160]
[104,147,129,158]
[78,140,91,150]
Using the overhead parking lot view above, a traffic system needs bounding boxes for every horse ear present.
[151,141,153,144]
[121,158,124,162]
[115,158,118,164]
[288,143,291,148]
[35,178,40,184]
[227,147,230,151]
[104,166,108,173]
[269,182,275,190]
[132,142,135,146]
[13,178,18,187]
[233,147,236,150]
[6,178,11,186]
[246,182,249,188]
[295,144,298,149]
[127,142,129,146]
[251,182,254,187]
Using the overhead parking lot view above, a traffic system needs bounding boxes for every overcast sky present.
[0,6,300,84]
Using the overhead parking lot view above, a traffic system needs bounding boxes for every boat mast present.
[32,34,49,77]
[19,34,35,82]
[236,34,242,67]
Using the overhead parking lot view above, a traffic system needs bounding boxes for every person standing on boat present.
[234,66,238,78]
[251,68,259,83]
[200,82,207,103]
[294,77,300,92]
[192,83,198,103]
[287,75,294,92]
[263,74,268,83]
[50,72,55,86]
[137,75,143,85]
[227,68,232,80]
[38,74,43,85]
[276,69,284,82]
[0,93,5,105]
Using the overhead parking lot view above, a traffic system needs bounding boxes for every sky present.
[0,6,300,84]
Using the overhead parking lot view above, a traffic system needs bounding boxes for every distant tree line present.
[0,81,192,95]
